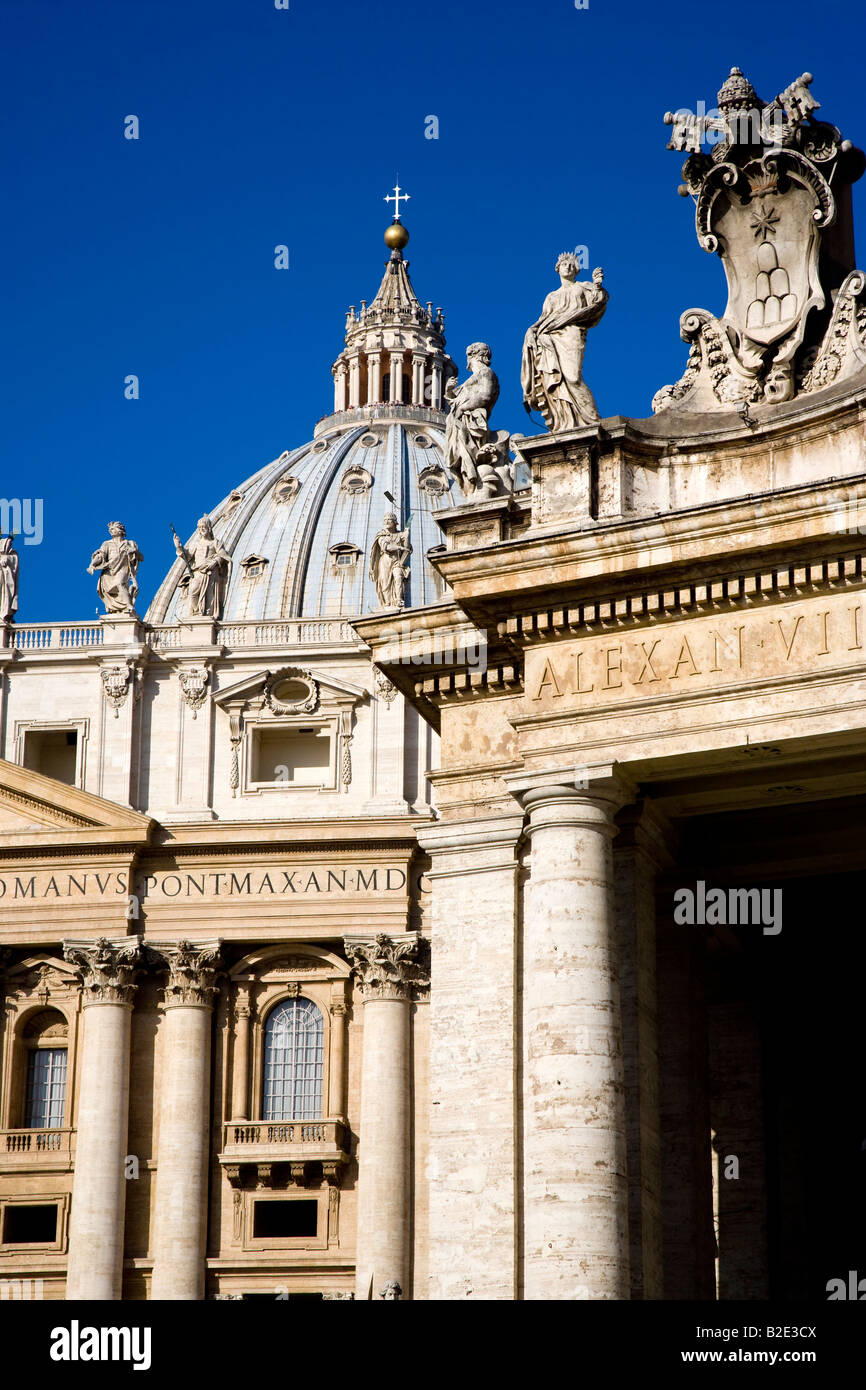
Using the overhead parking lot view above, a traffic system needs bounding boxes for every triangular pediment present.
[0,758,153,843]
[213,666,367,709]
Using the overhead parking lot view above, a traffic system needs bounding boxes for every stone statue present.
[380,1280,402,1300]
[521,256,608,431]
[369,512,411,609]
[654,68,866,412]
[172,516,232,619]
[0,537,19,625]
[87,522,142,616]
[444,343,513,499]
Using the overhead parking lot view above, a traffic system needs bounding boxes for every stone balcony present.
[218,1119,350,1189]
[0,1127,75,1173]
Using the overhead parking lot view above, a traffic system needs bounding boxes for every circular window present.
[360,433,378,447]
[340,465,373,494]
[418,465,449,496]
[414,434,432,448]
[272,678,311,704]
[273,473,300,503]
[312,439,328,453]
[265,670,319,715]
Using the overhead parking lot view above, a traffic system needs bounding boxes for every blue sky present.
[3,0,864,618]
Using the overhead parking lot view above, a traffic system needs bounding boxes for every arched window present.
[262,998,323,1122]
[22,1010,68,1129]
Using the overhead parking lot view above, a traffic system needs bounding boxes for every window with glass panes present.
[25,1048,67,1128]
[262,998,323,1121]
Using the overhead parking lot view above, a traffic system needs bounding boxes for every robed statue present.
[444,342,512,499]
[87,522,143,615]
[172,515,232,619]
[369,512,411,610]
[0,537,19,625]
[522,255,608,431]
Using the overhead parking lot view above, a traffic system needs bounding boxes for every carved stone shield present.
[714,181,824,353]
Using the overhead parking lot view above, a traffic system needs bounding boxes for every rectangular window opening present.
[22,729,78,785]
[252,728,331,786]
[2,1204,58,1245]
[252,1200,318,1240]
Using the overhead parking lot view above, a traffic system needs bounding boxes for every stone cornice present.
[431,473,866,610]
[343,932,428,1001]
[63,936,142,1006]
[151,823,421,851]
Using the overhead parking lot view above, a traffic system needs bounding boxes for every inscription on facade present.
[0,864,410,905]
[527,594,864,707]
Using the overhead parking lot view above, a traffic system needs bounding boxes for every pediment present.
[213,666,367,712]
[0,759,153,843]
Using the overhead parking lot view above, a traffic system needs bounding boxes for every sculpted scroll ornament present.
[653,68,866,413]
[64,938,142,1006]
[344,933,429,1001]
[374,668,398,707]
[101,663,135,718]
[179,665,210,719]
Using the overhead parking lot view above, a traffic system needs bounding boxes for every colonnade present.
[59,766,663,1301]
[333,351,445,411]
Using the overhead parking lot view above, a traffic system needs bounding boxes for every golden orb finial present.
[385,220,410,251]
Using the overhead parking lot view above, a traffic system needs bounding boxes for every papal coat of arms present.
[654,68,866,412]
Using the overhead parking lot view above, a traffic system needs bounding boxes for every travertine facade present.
[2,82,865,1300]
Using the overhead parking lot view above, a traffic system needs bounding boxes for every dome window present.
[329,543,361,570]
[340,465,372,495]
[312,440,329,453]
[264,669,319,715]
[224,489,244,515]
[418,464,450,497]
[359,433,378,448]
[241,553,269,580]
[414,434,432,448]
[273,473,300,504]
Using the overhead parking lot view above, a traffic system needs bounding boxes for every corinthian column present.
[150,942,221,1301]
[344,933,426,1301]
[507,767,633,1301]
[64,937,142,1301]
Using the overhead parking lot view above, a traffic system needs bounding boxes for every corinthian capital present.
[64,936,142,1006]
[344,933,428,1001]
[150,940,222,1008]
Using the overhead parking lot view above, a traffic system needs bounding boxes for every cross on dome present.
[385,182,410,222]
